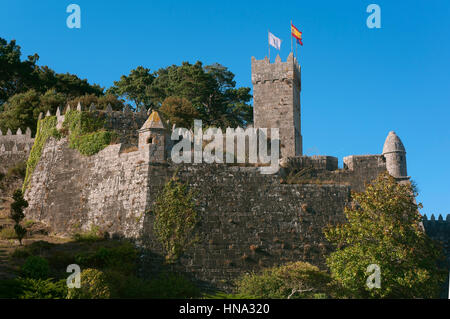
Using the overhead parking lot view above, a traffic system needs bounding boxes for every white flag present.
[268,32,281,50]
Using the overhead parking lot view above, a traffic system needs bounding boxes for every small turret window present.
[147,137,153,144]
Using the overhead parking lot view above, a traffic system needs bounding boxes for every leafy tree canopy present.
[324,172,446,298]
[0,37,104,133]
[107,66,154,111]
[159,96,199,129]
[0,89,65,134]
[109,62,253,128]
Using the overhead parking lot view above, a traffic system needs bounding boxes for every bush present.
[67,268,111,299]
[102,270,199,299]
[235,261,332,299]
[72,225,105,243]
[147,272,200,299]
[21,256,50,279]
[74,241,137,274]
[16,277,67,299]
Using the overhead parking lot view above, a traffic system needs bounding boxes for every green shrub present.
[0,227,17,239]
[67,268,111,299]
[21,256,50,279]
[102,270,199,299]
[235,261,332,299]
[16,277,67,299]
[72,225,105,243]
[147,272,200,299]
[47,251,76,270]
[0,279,24,298]
[11,247,32,259]
[74,242,137,274]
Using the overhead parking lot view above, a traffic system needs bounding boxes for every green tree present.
[67,93,125,111]
[149,61,252,128]
[0,37,103,110]
[0,38,39,107]
[36,67,104,99]
[107,66,155,111]
[159,96,199,129]
[236,261,333,299]
[153,176,199,263]
[10,189,29,245]
[67,268,111,299]
[0,89,65,135]
[324,172,446,298]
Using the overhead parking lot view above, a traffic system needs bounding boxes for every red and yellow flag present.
[291,23,303,46]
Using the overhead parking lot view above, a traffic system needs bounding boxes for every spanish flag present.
[291,23,303,46]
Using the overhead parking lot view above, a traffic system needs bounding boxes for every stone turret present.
[382,131,408,179]
[138,110,170,163]
[251,52,302,158]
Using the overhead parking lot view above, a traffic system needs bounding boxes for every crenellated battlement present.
[0,127,34,155]
[251,52,301,88]
[45,102,151,146]
[252,52,302,158]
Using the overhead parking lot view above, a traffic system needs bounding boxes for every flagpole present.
[268,29,270,62]
[290,20,293,53]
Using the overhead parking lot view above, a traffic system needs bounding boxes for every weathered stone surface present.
[252,53,302,157]
[0,128,34,174]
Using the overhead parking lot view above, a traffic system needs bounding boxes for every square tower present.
[138,110,170,163]
[251,52,302,157]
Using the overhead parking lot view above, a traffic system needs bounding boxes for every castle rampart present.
[0,127,34,174]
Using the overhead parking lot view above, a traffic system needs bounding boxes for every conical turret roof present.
[382,131,406,154]
[140,110,165,130]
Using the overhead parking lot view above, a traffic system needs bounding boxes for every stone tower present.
[382,131,408,179]
[138,110,169,163]
[251,52,302,158]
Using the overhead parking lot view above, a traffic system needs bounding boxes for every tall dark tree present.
[0,38,39,107]
[0,38,105,134]
[0,89,65,135]
[107,66,155,111]
[10,189,29,245]
[149,61,252,128]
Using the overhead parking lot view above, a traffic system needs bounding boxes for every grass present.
[0,227,16,240]
[72,226,105,243]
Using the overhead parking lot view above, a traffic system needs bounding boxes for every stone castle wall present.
[24,137,149,238]
[0,128,34,174]
[23,133,396,290]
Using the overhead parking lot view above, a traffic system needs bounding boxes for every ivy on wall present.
[22,116,60,191]
[22,110,118,191]
[152,176,199,263]
[63,110,117,156]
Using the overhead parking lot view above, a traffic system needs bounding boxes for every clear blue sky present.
[1,1,449,217]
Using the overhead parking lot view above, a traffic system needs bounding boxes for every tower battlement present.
[251,53,301,87]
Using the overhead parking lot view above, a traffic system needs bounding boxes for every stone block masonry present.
[252,53,302,158]
[0,127,34,174]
